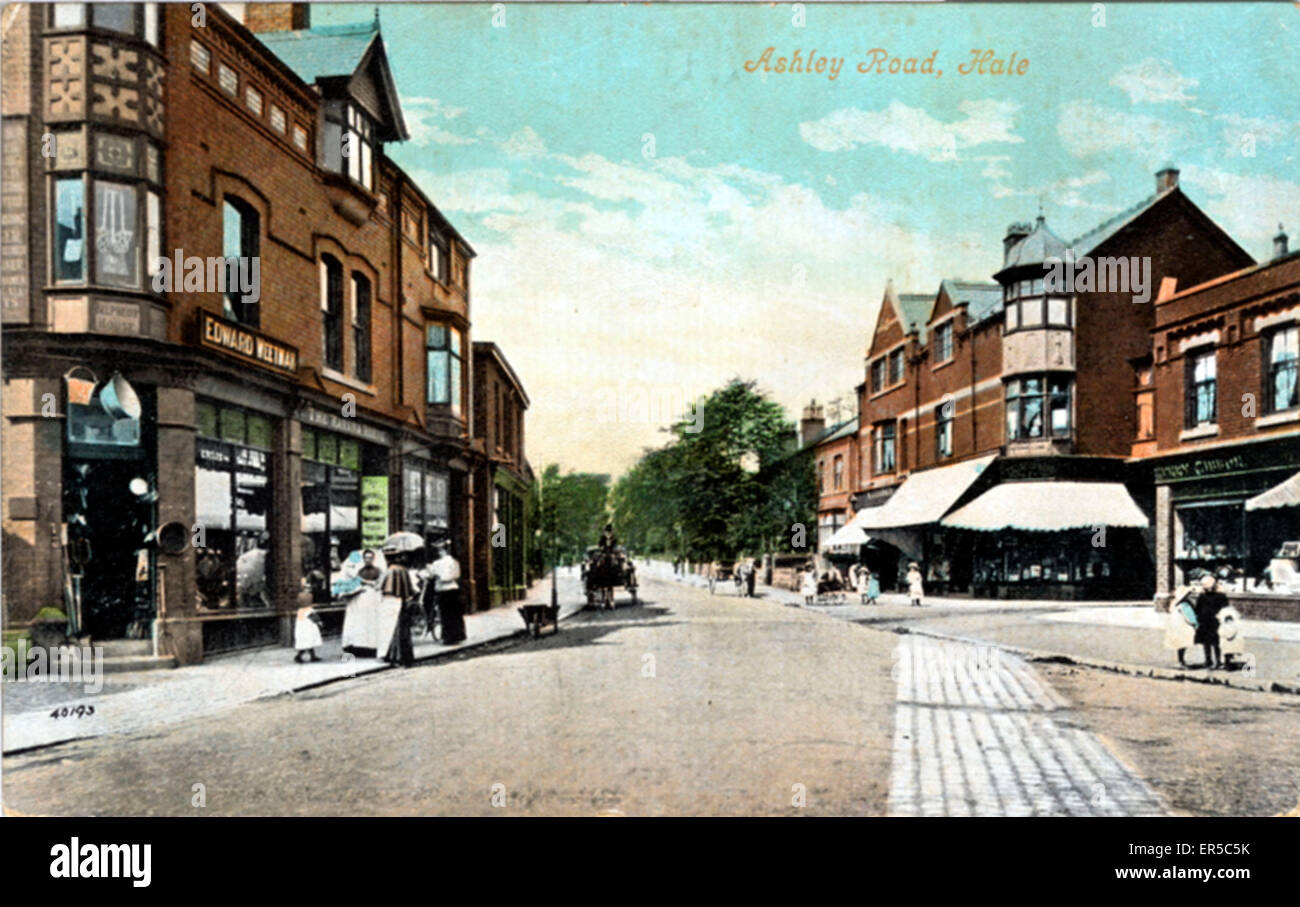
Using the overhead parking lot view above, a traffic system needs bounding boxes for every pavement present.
[1,571,584,754]
[651,561,1300,695]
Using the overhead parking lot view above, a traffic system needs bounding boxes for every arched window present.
[320,255,344,371]
[351,272,371,383]
[223,196,260,327]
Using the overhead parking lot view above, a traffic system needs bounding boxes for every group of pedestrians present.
[1163,572,1246,670]
[293,543,466,668]
[706,558,759,597]
[798,561,924,607]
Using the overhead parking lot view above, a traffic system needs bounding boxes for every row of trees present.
[610,379,817,563]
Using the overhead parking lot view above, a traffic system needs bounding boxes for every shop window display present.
[195,401,273,611]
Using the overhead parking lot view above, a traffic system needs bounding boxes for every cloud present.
[989,170,1118,212]
[1109,58,1198,104]
[1056,100,1184,160]
[1179,165,1300,257]
[402,96,478,146]
[501,126,547,156]
[798,99,1022,160]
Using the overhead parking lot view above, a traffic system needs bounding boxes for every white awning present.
[940,481,1149,531]
[852,454,997,530]
[823,522,869,549]
[1246,471,1300,511]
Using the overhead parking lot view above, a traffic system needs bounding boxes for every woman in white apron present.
[1163,585,1197,668]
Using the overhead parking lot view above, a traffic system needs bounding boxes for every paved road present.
[2,576,900,817]
[889,635,1166,816]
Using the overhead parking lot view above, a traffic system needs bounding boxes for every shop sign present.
[1155,442,1300,484]
[198,311,298,376]
[360,475,389,549]
[300,405,390,446]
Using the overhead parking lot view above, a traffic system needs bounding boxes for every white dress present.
[800,572,817,596]
[294,609,323,650]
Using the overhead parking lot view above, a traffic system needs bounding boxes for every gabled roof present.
[939,279,1003,324]
[1070,191,1162,256]
[257,20,409,142]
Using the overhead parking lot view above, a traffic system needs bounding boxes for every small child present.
[800,565,817,606]
[907,562,925,608]
[293,582,323,663]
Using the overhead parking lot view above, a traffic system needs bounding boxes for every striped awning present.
[940,481,1149,531]
[852,454,996,530]
[1246,471,1300,511]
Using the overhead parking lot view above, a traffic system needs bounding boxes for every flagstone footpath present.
[2,572,583,754]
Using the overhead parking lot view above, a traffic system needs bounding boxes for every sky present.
[312,1,1299,477]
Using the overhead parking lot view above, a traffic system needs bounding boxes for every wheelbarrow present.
[518,603,561,639]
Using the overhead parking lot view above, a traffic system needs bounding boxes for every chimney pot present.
[1275,223,1289,259]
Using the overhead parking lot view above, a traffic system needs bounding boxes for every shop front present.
[1153,436,1300,618]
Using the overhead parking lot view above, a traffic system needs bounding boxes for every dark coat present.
[1194,590,1227,645]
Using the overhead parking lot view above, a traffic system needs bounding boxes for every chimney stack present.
[244,3,311,33]
[800,400,826,447]
[1275,224,1289,259]
[1156,165,1180,194]
[1002,221,1032,264]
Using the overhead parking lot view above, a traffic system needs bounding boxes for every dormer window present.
[324,101,376,191]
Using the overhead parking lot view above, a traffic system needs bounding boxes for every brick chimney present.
[244,3,310,33]
[1155,165,1180,194]
[800,400,825,447]
[1275,224,1289,259]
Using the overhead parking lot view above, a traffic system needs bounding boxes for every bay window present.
[94,181,138,288]
[1006,375,1072,441]
[54,179,86,283]
[1265,325,1298,413]
[426,324,464,418]
[51,4,161,44]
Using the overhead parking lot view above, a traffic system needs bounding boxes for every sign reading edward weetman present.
[198,311,299,376]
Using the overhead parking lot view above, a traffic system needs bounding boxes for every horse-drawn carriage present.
[582,545,638,609]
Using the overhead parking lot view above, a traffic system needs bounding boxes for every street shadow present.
[476,602,680,659]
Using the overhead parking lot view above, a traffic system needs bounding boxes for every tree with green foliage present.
[535,465,612,566]
[611,379,816,563]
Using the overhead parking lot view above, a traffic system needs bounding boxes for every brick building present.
[1,3,515,662]
[845,169,1254,598]
[1143,230,1300,614]
[471,341,532,609]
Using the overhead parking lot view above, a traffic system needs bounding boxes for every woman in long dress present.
[381,550,417,667]
[907,562,925,607]
[799,564,817,606]
[866,568,881,606]
[341,549,385,657]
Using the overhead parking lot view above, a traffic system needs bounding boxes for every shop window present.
[300,428,381,603]
[933,321,953,363]
[935,408,953,458]
[1265,325,1298,413]
[269,104,287,134]
[222,196,259,327]
[54,178,85,283]
[352,272,372,383]
[873,421,896,474]
[1184,348,1217,428]
[889,348,904,385]
[194,401,274,612]
[1176,502,1244,569]
[320,254,344,371]
[403,462,450,537]
[426,324,463,418]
